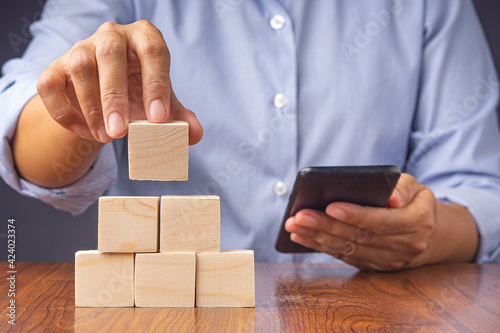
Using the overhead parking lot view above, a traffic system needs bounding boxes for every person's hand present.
[284,173,478,271]
[36,20,203,144]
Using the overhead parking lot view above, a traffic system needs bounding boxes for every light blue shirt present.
[1,0,500,263]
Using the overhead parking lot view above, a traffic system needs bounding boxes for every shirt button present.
[270,15,286,30]
[274,181,288,197]
[273,93,288,109]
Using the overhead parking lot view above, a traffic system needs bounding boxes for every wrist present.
[13,95,105,188]
[426,202,478,264]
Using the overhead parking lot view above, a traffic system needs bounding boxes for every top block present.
[128,120,189,181]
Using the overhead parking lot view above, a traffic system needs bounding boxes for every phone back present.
[275,165,401,253]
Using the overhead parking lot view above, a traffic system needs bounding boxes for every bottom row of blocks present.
[75,250,255,308]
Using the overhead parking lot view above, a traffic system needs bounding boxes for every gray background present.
[1,1,499,261]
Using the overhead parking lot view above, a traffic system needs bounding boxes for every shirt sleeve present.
[407,0,500,263]
[0,0,134,216]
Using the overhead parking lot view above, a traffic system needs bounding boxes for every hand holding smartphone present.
[275,165,401,253]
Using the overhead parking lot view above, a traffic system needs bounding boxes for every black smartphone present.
[275,165,401,253]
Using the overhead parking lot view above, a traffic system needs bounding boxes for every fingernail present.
[107,112,125,137]
[327,206,347,221]
[70,123,88,137]
[149,99,166,122]
[297,214,316,228]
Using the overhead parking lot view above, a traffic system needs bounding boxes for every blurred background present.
[1,0,499,261]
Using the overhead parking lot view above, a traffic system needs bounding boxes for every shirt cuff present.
[434,188,500,263]
[0,72,118,216]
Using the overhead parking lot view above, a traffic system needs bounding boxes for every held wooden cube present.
[135,252,196,307]
[160,195,220,252]
[75,251,134,307]
[196,250,255,307]
[128,120,189,181]
[98,196,159,253]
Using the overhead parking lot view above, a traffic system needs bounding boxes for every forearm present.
[12,95,104,188]
[428,202,478,264]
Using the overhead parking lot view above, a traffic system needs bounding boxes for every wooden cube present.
[196,250,255,307]
[98,196,159,253]
[75,251,134,307]
[128,120,189,181]
[160,195,220,252]
[135,252,196,307]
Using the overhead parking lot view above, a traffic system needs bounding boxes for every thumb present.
[387,188,406,208]
[168,89,203,145]
[387,173,421,208]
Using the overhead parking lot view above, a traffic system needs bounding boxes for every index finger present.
[325,187,434,235]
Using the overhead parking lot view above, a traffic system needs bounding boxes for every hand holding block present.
[196,250,255,307]
[135,253,196,307]
[128,120,188,181]
[98,196,159,253]
[160,195,220,252]
[75,251,134,307]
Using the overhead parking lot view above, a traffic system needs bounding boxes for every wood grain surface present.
[1,262,499,332]
[160,195,220,253]
[128,120,189,181]
[98,196,159,253]
[75,251,135,307]
[196,250,255,308]
[135,252,196,308]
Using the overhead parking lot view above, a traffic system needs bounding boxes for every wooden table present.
[0,262,499,332]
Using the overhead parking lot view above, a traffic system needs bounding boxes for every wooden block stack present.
[75,120,255,308]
